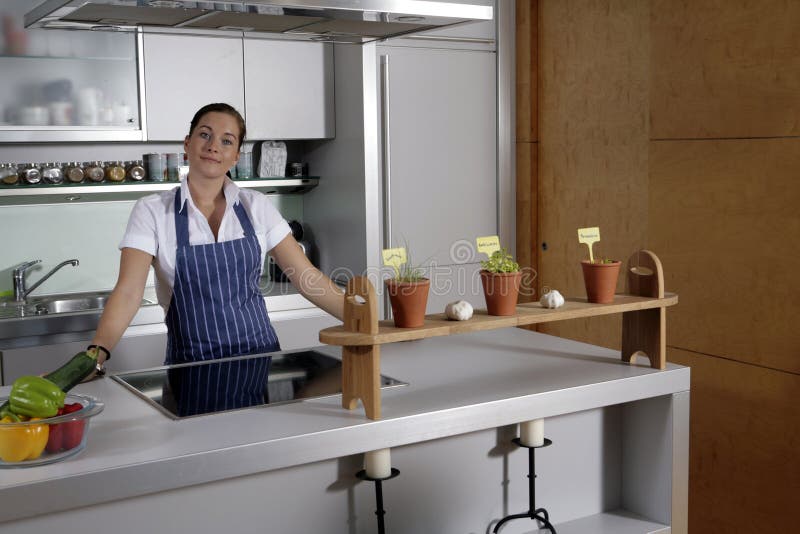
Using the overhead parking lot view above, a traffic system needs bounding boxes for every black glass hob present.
[111,349,407,419]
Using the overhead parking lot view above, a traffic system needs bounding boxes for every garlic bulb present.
[540,289,565,309]
[445,300,474,321]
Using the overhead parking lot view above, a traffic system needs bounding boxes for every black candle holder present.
[356,468,400,534]
[493,437,556,533]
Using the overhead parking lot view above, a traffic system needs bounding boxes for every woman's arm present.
[90,247,154,364]
[270,234,344,321]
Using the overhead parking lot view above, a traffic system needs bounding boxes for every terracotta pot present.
[385,278,430,328]
[480,270,522,316]
[581,260,621,304]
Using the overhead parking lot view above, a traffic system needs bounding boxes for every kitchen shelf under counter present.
[0,328,689,533]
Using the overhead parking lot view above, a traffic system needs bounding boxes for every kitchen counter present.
[0,327,689,529]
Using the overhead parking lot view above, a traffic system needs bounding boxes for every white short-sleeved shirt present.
[119,177,291,310]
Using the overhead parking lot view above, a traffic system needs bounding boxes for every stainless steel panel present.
[26,0,493,43]
[379,45,497,268]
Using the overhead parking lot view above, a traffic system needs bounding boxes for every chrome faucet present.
[13,259,79,302]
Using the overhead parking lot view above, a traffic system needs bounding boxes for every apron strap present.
[174,187,190,246]
[233,200,257,237]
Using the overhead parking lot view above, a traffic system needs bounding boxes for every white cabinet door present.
[244,39,334,140]
[143,33,245,141]
[379,46,497,268]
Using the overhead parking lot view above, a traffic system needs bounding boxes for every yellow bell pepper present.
[0,416,50,462]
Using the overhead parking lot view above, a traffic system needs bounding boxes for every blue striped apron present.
[165,188,280,416]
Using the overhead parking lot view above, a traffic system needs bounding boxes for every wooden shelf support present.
[621,250,667,370]
[340,277,381,420]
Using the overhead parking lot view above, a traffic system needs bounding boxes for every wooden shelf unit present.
[319,250,678,420]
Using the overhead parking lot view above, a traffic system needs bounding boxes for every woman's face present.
[184,111,241,180]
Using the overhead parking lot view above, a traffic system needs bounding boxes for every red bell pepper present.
[45,403,85,453]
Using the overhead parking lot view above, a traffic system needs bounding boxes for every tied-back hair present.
[188,103,246,150]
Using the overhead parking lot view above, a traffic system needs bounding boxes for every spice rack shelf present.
[319,250,678,420]
[0,177,320,205]
[0,54,135,61]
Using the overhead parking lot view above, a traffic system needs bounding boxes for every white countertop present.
[0,328,689,523]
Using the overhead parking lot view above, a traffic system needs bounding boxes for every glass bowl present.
[0,393,104,468]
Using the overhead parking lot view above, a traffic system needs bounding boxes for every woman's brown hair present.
[188,103,246,150]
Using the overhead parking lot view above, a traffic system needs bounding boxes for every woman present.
[88,103,343,411]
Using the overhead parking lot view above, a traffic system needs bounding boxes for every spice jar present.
[104,161,126,182]
[84,161,105,183]
[19,164,42,185]
[65,162,85,183]
[126,160,145,181]
[0,163,19,185]
[42,162,65,184]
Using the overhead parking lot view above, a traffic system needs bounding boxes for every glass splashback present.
[111,349,407,419]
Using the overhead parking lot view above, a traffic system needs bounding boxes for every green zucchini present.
[44,350,99,392]
[0,350,97,418]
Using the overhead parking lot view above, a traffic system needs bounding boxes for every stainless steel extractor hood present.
[25,0,493,44]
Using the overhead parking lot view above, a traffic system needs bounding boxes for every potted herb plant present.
[580,257,621,304]
[480,248,521,316]
[385,254,430,328]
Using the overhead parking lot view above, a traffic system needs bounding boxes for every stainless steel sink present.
[0,291,163,349]
[30,295,110,315]
[26,293,153,315]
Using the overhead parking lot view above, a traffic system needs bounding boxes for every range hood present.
[25,0,493,44]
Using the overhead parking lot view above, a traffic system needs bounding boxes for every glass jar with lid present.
[42,162,65,184]
[126,160,146,181]
[19,164,42,185]
[65,162,85,183]
[0,163,19,185]
[84,161,105,183]
[104,161,126,182]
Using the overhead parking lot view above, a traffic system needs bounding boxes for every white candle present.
[364,448,392,479]
[520,419,545,447]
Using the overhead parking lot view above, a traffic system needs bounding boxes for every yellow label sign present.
[382,247,407,271]
[577,227,600,263]
[476,235,501,256]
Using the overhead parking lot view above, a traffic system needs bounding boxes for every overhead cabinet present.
[142,33,245,141]
[143,34,334,141]
[0,0,143,143]
[244,39,335,140]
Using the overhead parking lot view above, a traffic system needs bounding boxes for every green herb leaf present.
[480,248,519,273]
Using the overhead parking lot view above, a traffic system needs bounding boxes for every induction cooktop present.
[111,349,407,419]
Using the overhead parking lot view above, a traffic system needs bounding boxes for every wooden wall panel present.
[650,138,800,374]
[668,347,800,533]
[516,1,538,305]
[537,0,649,347]
[651,0,800,139]
[515,142,537,303]
[516,0,538,143]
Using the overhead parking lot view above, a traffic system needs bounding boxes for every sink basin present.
[31,296,110,315]
[24,292,153,316]
[0,291,164,348]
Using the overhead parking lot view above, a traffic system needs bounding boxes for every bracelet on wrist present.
[87,344,111,361]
